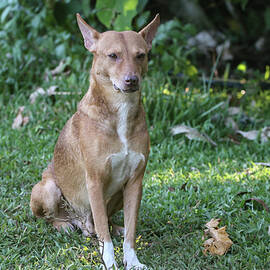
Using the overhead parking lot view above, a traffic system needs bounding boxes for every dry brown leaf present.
[12,106,29,129]
[171,125,192,135]
[237,130,258,141]
[205,218,220,229]
[46,85,58,96]
[261,127,270,143]
[29,87,46,104]
[12,106,24,129]
[237,127,270,143]
[23,116,29,126]
[171,124,217,146]
[29,86,58,104]
[51,60,66,76]
[203,219,233,256]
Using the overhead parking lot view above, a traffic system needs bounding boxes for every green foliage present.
[96,0,139,31]
[230,0,249,10]
[150,20,197,76]
[0,0,88,94]
[264,6,270,31]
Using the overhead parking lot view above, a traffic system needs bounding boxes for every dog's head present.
[77,14,160,94]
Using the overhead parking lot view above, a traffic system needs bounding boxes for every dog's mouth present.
[113,84,139,93]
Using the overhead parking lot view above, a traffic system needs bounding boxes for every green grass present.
[1,73,270,270]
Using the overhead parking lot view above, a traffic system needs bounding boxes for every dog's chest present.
[105,102,145,198]
[106,150,144,198]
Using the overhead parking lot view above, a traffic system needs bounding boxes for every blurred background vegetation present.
[1,0,270,98]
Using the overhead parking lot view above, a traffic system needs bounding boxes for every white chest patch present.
[106,150,144,198]
[106,100,145,198]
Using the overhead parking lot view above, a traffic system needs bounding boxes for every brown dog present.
[30,13,160,269]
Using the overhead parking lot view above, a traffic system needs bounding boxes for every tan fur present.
[30,13,160,269]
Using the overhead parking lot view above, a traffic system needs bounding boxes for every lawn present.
[1,67,270,270]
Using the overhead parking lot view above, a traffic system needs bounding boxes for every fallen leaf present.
[46,85,58,96]
[30,86,81,104]
[23,116,29,126]
[29,87,46,104]
[237,127,270,143]
[171,125,192,135]
[261,127,270,143]
[187,31,217,53]
[205,218,220,229]
[51,60,66,76]
[237,130,258,141]
[12,107,24,129]
[171,124,217,146]
[203,218,233,256]
[29,86,58,104]
[12,106,29,129]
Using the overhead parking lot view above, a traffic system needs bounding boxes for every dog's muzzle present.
[113,84,139,93]
[112,75,140,93]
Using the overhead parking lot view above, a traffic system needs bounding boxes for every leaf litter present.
[237,127,270,143]
[30,86,58,104]
[172,105,270,145]
[12,106,29,129]
[29,86,81,104]
[203,218,233,256]
[171,125,217,146]
[225,106,270,143]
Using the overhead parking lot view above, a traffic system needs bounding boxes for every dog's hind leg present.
[30,164,73,232]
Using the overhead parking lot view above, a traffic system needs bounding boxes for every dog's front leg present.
[123,174,147,270]
[86,174,118,270]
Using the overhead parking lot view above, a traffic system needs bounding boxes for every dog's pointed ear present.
[139,14,160,51]
[76,13,100,52]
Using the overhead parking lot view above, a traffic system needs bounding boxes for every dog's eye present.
[136,53,145,60]
[108,53,118,59]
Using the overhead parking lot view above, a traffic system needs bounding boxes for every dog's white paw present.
[101,241,118,270]
[102,263,118,270]
[102,257,118,270]
[123,242,147,270]
[124,262,148,270]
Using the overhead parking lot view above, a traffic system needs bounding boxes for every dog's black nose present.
[125,75,139,86]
